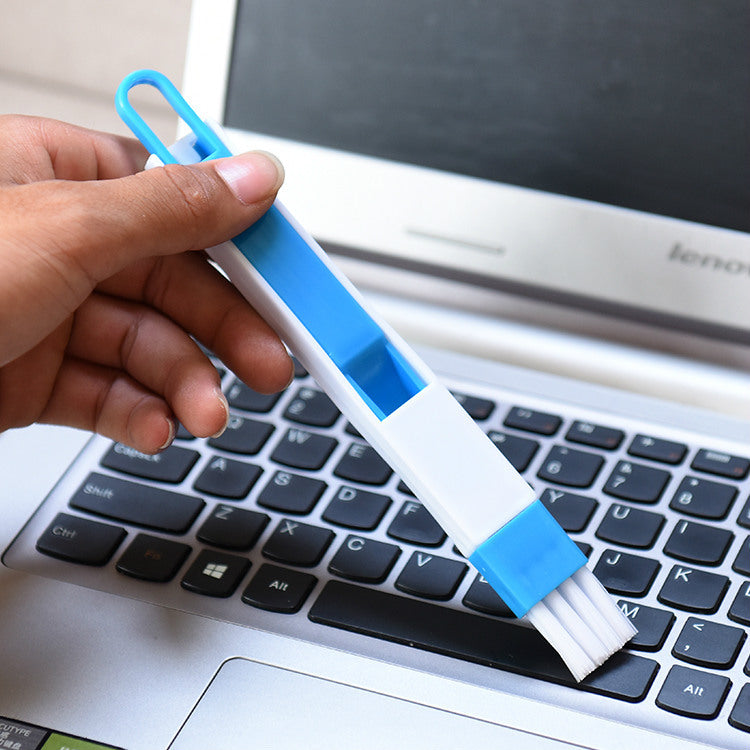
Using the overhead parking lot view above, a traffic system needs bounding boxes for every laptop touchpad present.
[169,657,566,749]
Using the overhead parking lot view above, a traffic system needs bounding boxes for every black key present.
[617,601,674,652]
[487,431,539,472]
[669,476,737,520]
[655,665,731,719]
[663,520,734,566]
[115,533,191,582]
[729,683,750,733]
[387,501,446,547]
[672,617,746,669]
[270,428,338,471]
[692,448,750,480]
[196,505,269,551]
[181,549,250,597]
[256,470,326,514]
[595,504,665,549]
[193,455,262,499]
[291,357,308,378]
[566,421,624,450]
[463,574,515,618]
[628,434,687,464]
[733,537,750,576]
[70,472,204,534]
[504,406,561,436]
[283,387,339,427]
[395,551,468,600]
[36,512,125,566]
[225,378,282,413]
[537,445,604,488]
[262,518,334,567]
[539,488,597,533]
[322,486,391,530]
[101,442,199,483]
[333,442,392,485]
[739,498,750,530]
[658,565,729,613]
[175,423,196,441]
[242,563,317,613]
[592,549,660,596]
[328,535,401,583]
[729,580,750,625]
[309,581,658,701]
[603,460,670,504]
[208,415,274,455]
[451,392,494,420]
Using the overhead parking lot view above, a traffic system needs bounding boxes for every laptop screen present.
[224,0,749,235]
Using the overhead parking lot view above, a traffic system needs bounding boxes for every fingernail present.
[210,388,230,439]
[157,418,176,452]
[214,151,284,205]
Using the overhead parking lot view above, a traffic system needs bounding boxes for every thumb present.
[52,150,284,284]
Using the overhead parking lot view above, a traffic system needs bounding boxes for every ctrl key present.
[36,512,126,566]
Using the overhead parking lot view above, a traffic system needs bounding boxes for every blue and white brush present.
[117,70,636,681]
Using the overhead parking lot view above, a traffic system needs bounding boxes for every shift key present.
[71,472,205,533]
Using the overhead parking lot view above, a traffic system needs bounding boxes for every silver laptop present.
[1,1,749,748]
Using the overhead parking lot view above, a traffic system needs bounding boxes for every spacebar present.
[308,581,658,702]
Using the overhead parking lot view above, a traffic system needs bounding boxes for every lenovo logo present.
[669,243,750,277]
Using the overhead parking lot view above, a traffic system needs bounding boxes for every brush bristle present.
[524,567,637,682]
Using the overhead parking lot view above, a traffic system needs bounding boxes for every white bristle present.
[525,567,637,682]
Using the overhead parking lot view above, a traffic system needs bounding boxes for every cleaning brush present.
[116,69,636,682]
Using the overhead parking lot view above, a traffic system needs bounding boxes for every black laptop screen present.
[225,0,749,234]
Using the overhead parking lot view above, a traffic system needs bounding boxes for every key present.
[729,684,750,733]
[193,455,262,499]
[71,473,205,534]
[663,520,734,566]
[283,387,340,427]
[668,476,737,520]
[539,488,598,532]
[196,505,269,551]
[627,434,687,464]
[451,392,494,420]
[322,486,392,530]
[733,536,750,576]
[655,665,730,719]
[309,581,659,701]
[334,442,393,485]
[115,533,191,582]
[616,601,674,652]
[181,549,250,598]
[672,617,746,669]
[595,504,665,549]
[603,460,670,504]
[691,448,750,479]
[728,580,750,625]
[658,565,729,613]
[36,512,125,566]
[395,551,468,600]
[262,518,334,567]
[225,378,282,413]
[208,415,274,455]
[256,470,327,514]
[592,549,660,596]
[504,406,561,435]
[242,563,317,613]
[387,501,446,547]
[487,431,539,472]
[101,442,199,483]
[463,573,515,618]
[270,428,338,470]
[565,421,624,450]
[739,498,750,529]
[328,535,401,583]
[537,445,604,488]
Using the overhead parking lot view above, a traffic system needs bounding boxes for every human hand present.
[0,115,293,453]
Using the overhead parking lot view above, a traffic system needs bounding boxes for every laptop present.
[1,0,749,748]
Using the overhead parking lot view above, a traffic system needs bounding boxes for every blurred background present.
[0,0,191,140]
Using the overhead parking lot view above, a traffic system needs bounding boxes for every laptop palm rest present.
[169,657,569,749]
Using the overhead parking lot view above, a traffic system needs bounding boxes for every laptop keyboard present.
[6,354,750,749]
